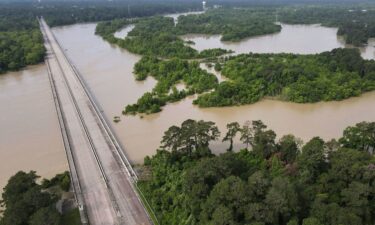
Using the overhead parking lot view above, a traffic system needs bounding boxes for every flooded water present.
[114,24,135,39]
[164,11,204,25]
[1,15,375,192]
[182,23,375,59]
[0,65,66,190]
[52,22,375,163]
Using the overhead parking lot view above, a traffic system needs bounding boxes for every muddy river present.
[1,15,375,190]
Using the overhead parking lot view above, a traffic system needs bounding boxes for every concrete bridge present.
[39,18,153,225]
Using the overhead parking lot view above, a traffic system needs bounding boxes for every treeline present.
[279,6,375,46]
[124,56,218,114]
[0,171,77,225]
[194,48,375,107]
[139,119,375,225]
[0,31,45,73]
[175,8,281,41]
[0,0,202,73]
[95,16,231,59]
[38,1,202,27]
[0,5,45,73]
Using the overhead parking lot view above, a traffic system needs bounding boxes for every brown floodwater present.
[0,65,66,190]
[182,23,375,59]
[51,22,375,163]
[1,17,375,191]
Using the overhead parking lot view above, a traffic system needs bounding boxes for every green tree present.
[298,137,327,183]
[339,122,375,154]
[302,217,322,225]
[240,120,253,149]
[278,135,300,164]
[29,207,61,225]
[0,171,59,225]
[222,122,240,151]
[265,177,299,225]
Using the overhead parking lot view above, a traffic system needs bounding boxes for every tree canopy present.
[138,120,375,225]
[195,48,375,107]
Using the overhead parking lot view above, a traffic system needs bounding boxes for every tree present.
[161,125,181,151]
[161,119,220,155]
[253,129,277,159]
[339,122,375,154]
[240,120,253,149]
[0,171,59,225]
[302,217,322,225]
[265,177,299,225]
[297,137,327,183]
[278,135,300,164]
[29,207,61,225]
[201,176,247,224]
[223,122,240,151]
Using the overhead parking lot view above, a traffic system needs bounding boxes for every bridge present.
[39,18,153,225]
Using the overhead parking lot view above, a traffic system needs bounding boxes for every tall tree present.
[240,120,254,149]
[223,122,240,151]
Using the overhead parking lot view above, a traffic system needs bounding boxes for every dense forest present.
[0,7,45,73]
[195,48,375,107]
[0,171,80,225]
[175,8,281,41]
[138,120,375,225]
[279,6,375,46]
[0,0,202,73]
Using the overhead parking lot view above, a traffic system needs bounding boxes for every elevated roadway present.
[39,18,152,225]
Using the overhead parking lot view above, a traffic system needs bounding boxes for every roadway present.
[39,18,152,225]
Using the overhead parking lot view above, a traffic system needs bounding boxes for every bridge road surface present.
[39,18,152,225]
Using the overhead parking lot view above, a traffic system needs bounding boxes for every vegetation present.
[124,56,218,114]
[61,209,82,225]
[194,48,375,107]
[41,171,71,192]
[96,6,375,114]
[0,8,45,73]
[96,16,231,59]
[0,0,202,73]
[0,171,73,225]
[0,30,45,73]
[279,6,375,46]
[139,119,375,225]
[176,8,281,41]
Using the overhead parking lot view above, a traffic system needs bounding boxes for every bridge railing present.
[38,17,89,225]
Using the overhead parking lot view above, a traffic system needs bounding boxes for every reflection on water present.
[0,65,66,190]
[52,22,375,164]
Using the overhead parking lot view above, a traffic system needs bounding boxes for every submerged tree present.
[240,120,254,149]
[223,122,240,151]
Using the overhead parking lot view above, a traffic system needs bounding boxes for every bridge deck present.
[39,18,151,225]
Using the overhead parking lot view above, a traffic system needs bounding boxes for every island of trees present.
[95,6,375,115]
[195,48,375,107]
[95,15,231,59]
[123,56,219,114]
[175,8,281,41]
[138,119,375,225]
